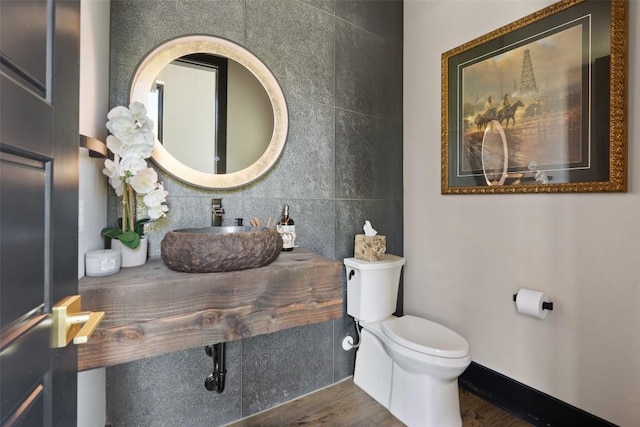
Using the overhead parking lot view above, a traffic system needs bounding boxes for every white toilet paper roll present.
[515,288,551,319]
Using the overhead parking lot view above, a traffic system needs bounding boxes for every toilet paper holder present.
[512,293,554,311]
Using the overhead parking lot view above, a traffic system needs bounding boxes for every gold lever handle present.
[72,311,105,344]
[52,295,105,348]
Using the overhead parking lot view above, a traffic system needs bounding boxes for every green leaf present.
[101,226,123,239]
[117,232,140,249]
[134,218,150,237]
[102,217,151,249]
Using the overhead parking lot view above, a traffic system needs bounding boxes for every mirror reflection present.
[130,35,288,190]
[481,120,509,186]
[147,53,273,174]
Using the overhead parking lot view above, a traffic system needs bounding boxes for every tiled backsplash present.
[107,1,403,424]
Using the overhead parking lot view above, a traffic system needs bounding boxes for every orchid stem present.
[127,184,135,232]
[121,182,128,233]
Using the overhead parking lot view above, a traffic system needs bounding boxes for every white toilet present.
[344,255,471,427]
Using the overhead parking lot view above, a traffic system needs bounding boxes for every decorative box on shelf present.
[354,234,386,262]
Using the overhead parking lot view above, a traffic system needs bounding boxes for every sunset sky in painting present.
[462,24,584,107]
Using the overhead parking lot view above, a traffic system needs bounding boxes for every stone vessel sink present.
[161,226,283,273]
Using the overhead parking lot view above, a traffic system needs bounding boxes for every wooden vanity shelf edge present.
[77,249,344,371]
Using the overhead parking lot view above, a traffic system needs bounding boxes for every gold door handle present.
[52,295,105,348]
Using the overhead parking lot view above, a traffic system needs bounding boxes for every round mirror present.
[130,35,288,189]
[481,120,508,186]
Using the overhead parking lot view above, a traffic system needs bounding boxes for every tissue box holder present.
[354,234,386,262]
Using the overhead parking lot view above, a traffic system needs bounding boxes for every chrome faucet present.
[212,198,224,226]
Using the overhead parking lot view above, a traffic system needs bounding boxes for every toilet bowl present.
[345,256,471,427]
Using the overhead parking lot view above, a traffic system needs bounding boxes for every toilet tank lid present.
[382,315,470,358]
[344,254,405,270]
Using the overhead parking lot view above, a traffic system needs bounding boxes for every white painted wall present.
[227,59,273,173]
[78,0,110,277]
[78,0,110,425]
[157,62,218,173]
[404,1,639,425]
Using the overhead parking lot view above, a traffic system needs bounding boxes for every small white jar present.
[85,249,121,277]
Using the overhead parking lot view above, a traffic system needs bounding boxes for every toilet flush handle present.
[348,270,355,280]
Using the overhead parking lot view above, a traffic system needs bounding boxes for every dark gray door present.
[1,0,80,425]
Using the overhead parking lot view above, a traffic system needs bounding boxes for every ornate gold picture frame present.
[441,0,627,194]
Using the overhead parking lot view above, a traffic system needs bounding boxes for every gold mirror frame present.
[131,35,288,189]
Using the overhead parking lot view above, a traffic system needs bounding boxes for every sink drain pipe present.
[204,343,226,393]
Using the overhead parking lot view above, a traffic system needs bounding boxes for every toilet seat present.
[382,315,469,358]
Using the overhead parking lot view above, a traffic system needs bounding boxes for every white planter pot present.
[111,236,148,267]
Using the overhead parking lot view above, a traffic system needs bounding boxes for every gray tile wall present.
[107,0,403,425]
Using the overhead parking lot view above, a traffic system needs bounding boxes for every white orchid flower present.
[147,204,169,220]
[103,103,168,241]
[107,105,134,121]
[144,184,169,220]
[144,183,168,207]
[109,177,124,197]
[103,156,120,179]
[129,102,154,129]
[129,101,147,119]
[103,156,124,196]
[123,144,154,161]
[119,135,154,158]
[120,156,148,177]
[106,135,124,156]
[129,167,158,194]
[107,102,154,138]
[106,115,137,138]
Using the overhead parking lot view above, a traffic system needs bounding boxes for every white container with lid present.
[85,249,121,277]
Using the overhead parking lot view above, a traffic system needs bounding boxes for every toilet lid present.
[382,315,469,358]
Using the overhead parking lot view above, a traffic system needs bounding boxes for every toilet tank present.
[344,255,405,322]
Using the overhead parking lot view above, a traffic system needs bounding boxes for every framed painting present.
[441,0,627,194]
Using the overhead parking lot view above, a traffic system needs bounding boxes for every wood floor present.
[227,378,532,426]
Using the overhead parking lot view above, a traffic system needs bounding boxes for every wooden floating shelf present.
[78,249,343,371]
